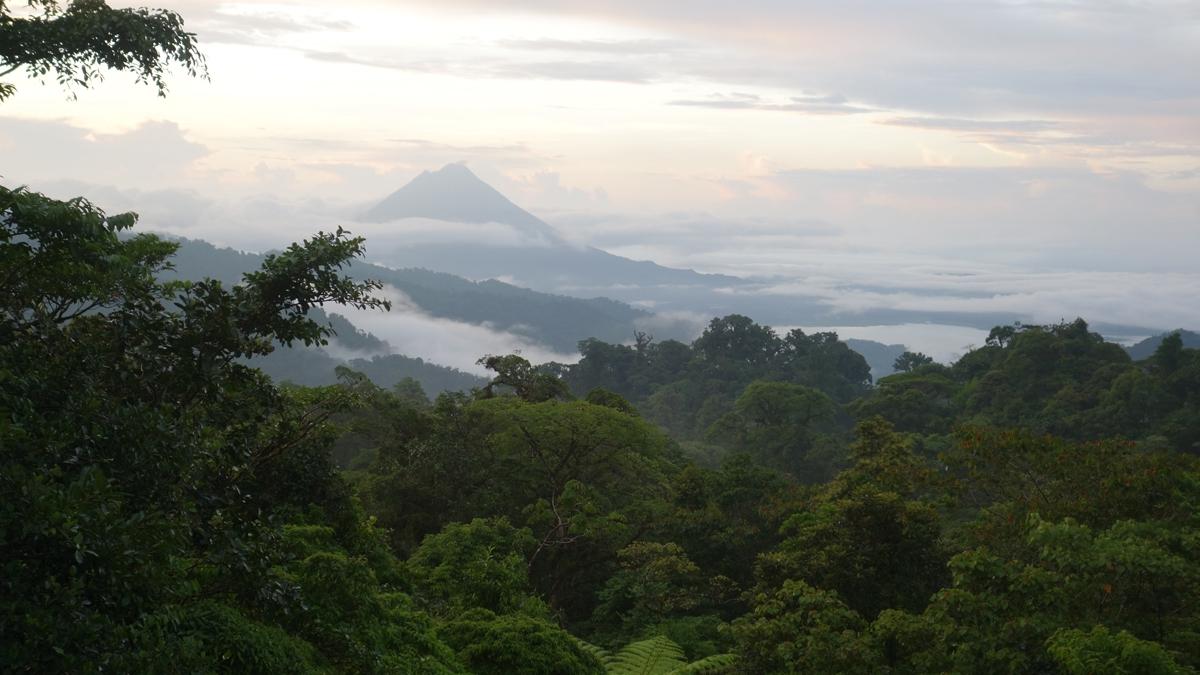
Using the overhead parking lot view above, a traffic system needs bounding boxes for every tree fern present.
[598,635,738,675]
[573,637,613,667]
[607,636,687,675]
[671,653,738,674]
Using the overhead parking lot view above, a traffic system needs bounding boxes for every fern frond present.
[607,635,687,675]
[669,653,738,674]
[573,636,613,667]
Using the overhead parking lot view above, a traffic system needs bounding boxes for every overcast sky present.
[1,0,1198,332]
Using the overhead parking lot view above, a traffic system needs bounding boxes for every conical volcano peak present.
[360,163,560,241]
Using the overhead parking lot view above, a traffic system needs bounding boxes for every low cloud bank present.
[334,286,577,374]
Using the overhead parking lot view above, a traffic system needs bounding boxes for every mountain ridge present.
[359,163,560,242]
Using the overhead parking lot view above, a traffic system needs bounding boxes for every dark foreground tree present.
[0,186,469,672]
[0,0,206,101]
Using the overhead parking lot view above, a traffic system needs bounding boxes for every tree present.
[732,580,877,674]
[438,609,604,675]
[707,380,837,480]
[478,353,572,403]
[407,517,539,617]
[893,351,934,373]
[0,0,206,101]
[693,315,779,366]
[0,187,450,671]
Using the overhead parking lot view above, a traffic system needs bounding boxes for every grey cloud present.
[497,37,687,54]
[494,61,650,83]
[670,92,871,115]
[882,117,1060,132]
[176,2,355,46]
[304,50,649,83]
[425,0,1200,122]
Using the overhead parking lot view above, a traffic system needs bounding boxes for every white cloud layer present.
[333,286,577,374]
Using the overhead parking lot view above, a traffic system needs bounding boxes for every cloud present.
[174,2,356,46]
[670,91,871,115]
[332,286,577,373]
[424,0,1200,122]
[494,60,650,83]
[497,38,686,54]
[0,118,208,187]
[882,117,1060,133]
[302,49,652,83]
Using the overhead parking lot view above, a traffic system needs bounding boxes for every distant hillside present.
[846,338,908,382]
[251,345,485,395]
[163,237,649,352]
[1125,329,1200,361]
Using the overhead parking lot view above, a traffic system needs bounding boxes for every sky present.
[1,0,1198,344]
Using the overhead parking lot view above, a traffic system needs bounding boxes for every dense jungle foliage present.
[3,185,1199,674]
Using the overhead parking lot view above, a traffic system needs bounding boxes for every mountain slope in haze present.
[164,237,649,352]
[360,162,560,241]
[845,338,908,381]
[1125,329,1200,361]
[357,164,742,301]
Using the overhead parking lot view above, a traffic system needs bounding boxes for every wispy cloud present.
[670,91,872,115]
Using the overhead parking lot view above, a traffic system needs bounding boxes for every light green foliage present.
[591,542,705,642]
[407,517,539,617]
[1047,626,1194,675]
[732,580,876,674]
[592,635,737,675]
[0,0,206,101]
[586,387,641,416]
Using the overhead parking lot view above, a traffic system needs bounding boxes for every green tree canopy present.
[0,0,206,101]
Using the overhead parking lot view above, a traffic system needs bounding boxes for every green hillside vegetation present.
[167,237,648,353]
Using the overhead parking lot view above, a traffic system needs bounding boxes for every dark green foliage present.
[707,380,837,480]
[0,186,461,672]
[122,600,326,674]
[755,420,948,619]
[568,316,871,443]
[893,351,935,373]
[438,609,604,675]
[851,319,1200,449]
